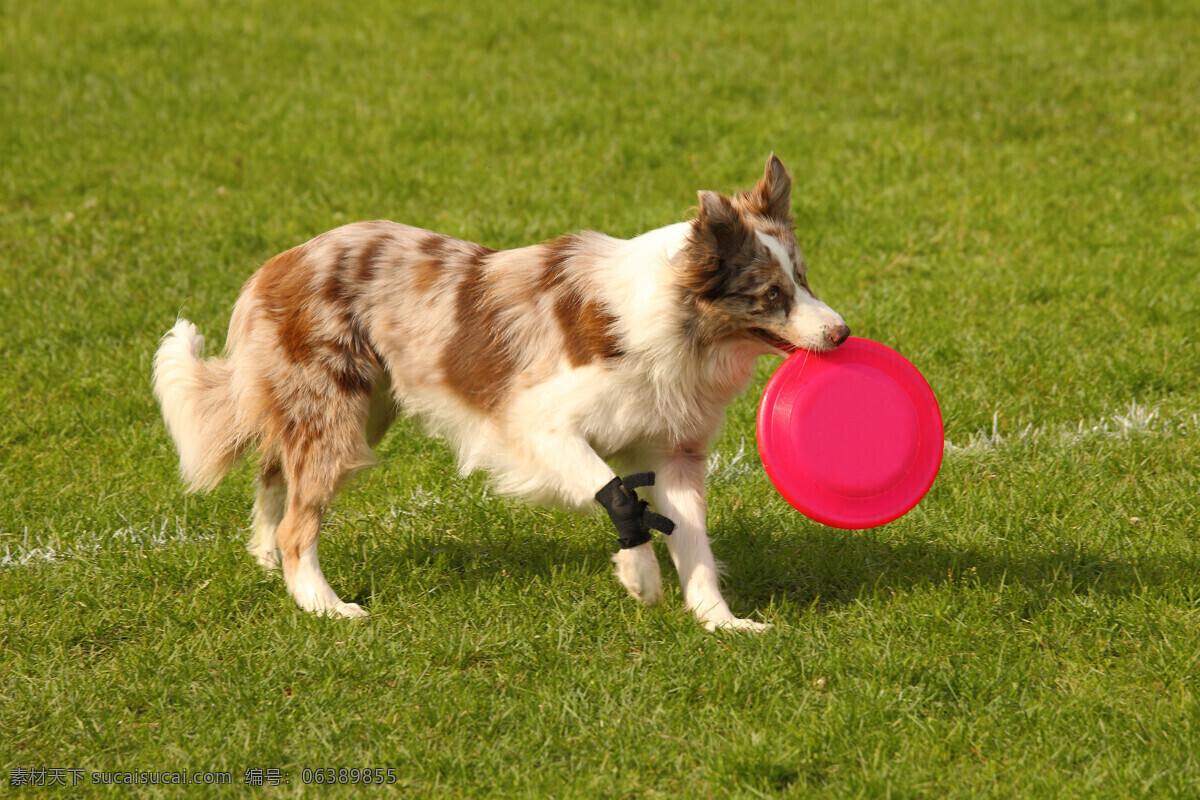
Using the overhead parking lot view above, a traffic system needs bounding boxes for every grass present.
[2,0,1199,796]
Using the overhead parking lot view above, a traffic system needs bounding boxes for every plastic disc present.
[756,337,943,529]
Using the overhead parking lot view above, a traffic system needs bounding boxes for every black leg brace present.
[595,472,676,549]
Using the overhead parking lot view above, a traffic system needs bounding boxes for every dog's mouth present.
[750,328,800,355]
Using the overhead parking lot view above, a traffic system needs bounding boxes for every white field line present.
[3,484,463,570]
[944,401,1199,455]
[0,517,213,569]
[6,404,1194,567]
[707,437,760,482]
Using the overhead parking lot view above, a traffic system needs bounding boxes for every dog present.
[153,154,848,631]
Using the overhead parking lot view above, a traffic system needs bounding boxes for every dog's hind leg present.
[275,456,369,619]
[363,370,397,448]
[248,459,285,571]
[268,380,378,618]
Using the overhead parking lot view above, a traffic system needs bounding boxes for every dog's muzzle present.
[595,472,676,549]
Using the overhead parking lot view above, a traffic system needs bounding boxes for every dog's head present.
[679,154,849,354]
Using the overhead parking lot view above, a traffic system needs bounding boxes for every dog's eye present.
[767,287,780,302]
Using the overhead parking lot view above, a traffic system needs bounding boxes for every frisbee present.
[756,337,943,529]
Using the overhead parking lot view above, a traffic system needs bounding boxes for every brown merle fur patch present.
[440,248,514,412]
[261,378,322,464]
[413,233,451,294]
[538,235,624,366]
[556,296,623,366]
[256,245,317,363]
[537,234,578,294]
[413,234,495,295]
[355,228,392,284]
[256,238,382,404]
[319,245,382,398]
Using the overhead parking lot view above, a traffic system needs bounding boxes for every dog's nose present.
[827,323,850,347]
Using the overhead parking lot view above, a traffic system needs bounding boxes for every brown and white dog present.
[153,155,848,631]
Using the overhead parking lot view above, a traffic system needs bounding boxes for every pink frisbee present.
[756,337,943,529]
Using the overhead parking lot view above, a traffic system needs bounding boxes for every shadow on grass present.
[714,522,1200,615]
[341,520,608,604]
[342,514,1200,620]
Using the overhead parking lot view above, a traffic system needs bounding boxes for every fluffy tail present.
[153,319,246,492]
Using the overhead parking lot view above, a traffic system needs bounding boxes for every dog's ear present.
[683,190,752,297]
[739,153,792,221]
[695,190,750,264]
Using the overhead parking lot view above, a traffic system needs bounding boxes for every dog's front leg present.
[654,448,769,632]
[526,433,664,605]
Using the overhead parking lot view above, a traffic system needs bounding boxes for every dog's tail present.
[153,319,247,493]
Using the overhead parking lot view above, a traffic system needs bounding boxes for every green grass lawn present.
[3,0,1199,796]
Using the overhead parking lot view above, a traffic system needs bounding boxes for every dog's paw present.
[704,617,772,633]
[289,576,370,619]
[318,601,370,619]
[612,543,663,606]
[249,546,281,571]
